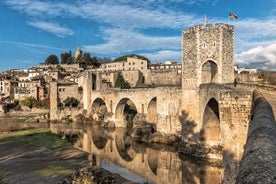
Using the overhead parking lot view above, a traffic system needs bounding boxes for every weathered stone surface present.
[236,91,276,184]
[130,122,180,145]
[69,167,118,184]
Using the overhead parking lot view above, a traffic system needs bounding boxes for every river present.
[50,122,224,184]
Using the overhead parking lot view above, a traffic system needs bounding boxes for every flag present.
[229,12,238,19]
[205,15,208,25]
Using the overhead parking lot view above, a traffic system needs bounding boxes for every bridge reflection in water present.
[51,122,223,184]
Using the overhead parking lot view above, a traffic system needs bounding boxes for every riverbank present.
[0,128,134,184]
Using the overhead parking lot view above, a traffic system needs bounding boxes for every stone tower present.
[75,46,82,59]
[181,23,235,130]
[182,23,234,89]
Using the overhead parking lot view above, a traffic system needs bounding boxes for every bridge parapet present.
[236,82,276,95]
[236,91,276,183]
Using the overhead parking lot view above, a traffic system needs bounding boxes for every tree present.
[21,96,37,109]
[61,51,73,64]
[115,73,130,89]
[74,55,82,63]
[45,54,59,65]
[113,54,150,63]
[33,98,50,109]
[63,97,79,108]
[82,52,91,63]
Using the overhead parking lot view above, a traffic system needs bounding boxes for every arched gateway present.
[201,98,220,145]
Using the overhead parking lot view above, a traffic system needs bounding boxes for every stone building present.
[101,57,148,74]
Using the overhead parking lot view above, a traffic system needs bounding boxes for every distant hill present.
[113,54,150,63]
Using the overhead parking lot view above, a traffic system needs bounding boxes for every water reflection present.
[51,122,223,184]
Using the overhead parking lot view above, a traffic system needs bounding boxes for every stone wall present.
[144,69,181,86]
[237,82,276,95]
[58,84,82,103]
[182,23,234,90]
[236,91,276,184]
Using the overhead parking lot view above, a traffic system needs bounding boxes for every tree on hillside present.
[115,73,130,89]
[113,54,150,63]
[61,51,73,64]
[45,54,59,65]
[82,52,91,63]
[74,54,82,63]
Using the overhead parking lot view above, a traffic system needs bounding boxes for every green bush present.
[21,96,37,109]
[63,97,79,108]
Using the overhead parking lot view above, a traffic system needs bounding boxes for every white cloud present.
[142,50,181,63]
[5,0,200,29]
[5,0,62,17]
[83,28,180,54]
[233,18,276,52]
[235,43,276,70]
[0,40,66,51]
[4,0,276,70]
[27,21,74,38]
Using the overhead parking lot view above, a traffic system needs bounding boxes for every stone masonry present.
[51,24,254,166]
[236,91,276,184]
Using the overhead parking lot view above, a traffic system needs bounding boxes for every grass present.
[33,162,73,177]
[0,128,77,182]
[0,128,73,153]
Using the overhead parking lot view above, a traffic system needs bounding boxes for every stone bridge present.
[85,86,182,134]
[50,23,254,163]
[82,79,252,160]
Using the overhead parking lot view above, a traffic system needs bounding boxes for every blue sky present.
[0,0,275,71]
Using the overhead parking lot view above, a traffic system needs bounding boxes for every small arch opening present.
[201,60,218,84]
[147,97,157,123]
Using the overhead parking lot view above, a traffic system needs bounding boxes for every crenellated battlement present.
[182,23,234,34]
[182,22,235,90]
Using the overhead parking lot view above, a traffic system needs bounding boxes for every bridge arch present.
[201,60,218,84]
[115,98,138,127]
[91,128,108,149]
[115,128,136,162]
[200,98,220,145]
[91,98,108,121]
[147,149,158,175]
[146,97,157,123]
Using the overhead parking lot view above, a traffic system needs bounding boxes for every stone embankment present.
[236,91,276,183]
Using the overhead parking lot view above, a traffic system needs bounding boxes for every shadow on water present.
[179,110,240,184]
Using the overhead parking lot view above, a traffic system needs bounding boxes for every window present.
[141,62,143,65]
[213,42,216,47]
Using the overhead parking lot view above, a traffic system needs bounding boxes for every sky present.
[0,0,275,72]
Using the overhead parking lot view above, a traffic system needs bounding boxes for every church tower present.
[75,46,82,59]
